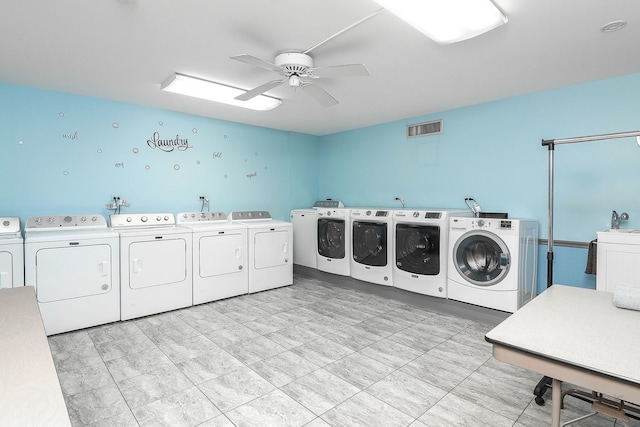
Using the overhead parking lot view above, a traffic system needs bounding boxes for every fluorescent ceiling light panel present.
[160,73,281,111]
[373,0,508,44]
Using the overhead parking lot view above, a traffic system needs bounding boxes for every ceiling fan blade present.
[311,64,370,78]
[303,83,338,107]
[230,54,282,73]
[235,80,284,101]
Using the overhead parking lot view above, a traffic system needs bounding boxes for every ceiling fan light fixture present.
[373,0,507,44]
[288,75,302,87]
[160,73,282,111]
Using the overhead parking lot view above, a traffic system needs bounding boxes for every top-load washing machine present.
[177,211,248,304]
[110,213,193,320]
[316,202,351,276]
[447,217,538,313]
[0,217,24,289]
[229,211,293,293]
[393,209,470,298]
[350,208,393,286]
[24,215,120,335]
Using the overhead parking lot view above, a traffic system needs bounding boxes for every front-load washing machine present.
[350,208,393,286]
[393,209,470,298]
[447,217,538,312]
[316,206,351,276]
[290,208,317,269]
[0,217,24,289]
[24,215,119,335]
[229,211,293,293]
[110,213,193,320]
[177,211,248,304]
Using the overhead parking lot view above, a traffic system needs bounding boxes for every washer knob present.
[126,217,132,222]
[156,216,162,222]
[164,216,170,221]
[477,219,485,227]
[141,216,148,222]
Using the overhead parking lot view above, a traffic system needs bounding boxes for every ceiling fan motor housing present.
[275,52,313,76]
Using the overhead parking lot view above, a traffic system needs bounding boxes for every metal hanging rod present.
[542,130,640,146]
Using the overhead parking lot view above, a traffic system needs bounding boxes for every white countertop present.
[486,285,640,386]
[0,286,71,427]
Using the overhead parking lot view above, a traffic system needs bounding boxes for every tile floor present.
[49,270,640,426]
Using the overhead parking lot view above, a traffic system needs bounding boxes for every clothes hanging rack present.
[534,129,640,406]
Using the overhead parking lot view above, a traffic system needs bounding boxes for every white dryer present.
[350,208,393,286]
[24,215,119,335]
[290,208,317,269]
[110,213,193,320]
[447,217,538,313]
[0,217,24,289]
[177,211,248,304]
[316,206,351,276]
[393,209,470,298]
[229,211,293,293]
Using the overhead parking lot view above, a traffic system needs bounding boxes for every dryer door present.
[352,221,387,267]
[128,238,187,288]
[395,224,440,275]
[254,229,290,269]
[0,251,14,288]
[199,232,245,277]
[317,218,345,259]
[453,230,510,286]
[35,244,113,302]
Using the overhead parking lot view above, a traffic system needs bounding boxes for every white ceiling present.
[2,0,639,136]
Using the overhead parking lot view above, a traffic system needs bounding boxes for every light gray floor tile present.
[264,324,322,349]
[281,368,360,416]
[356,315,410,337]
[225,389,316,427]
[321,391,415,427]
[412,312,473,339]
[451,370,535,421]
[366,370,448,418]
[89,410,139,427]
[94,332,157,362]
[196,415,236,427]
[243,315,291,335]
[224,335,287,365]
[51,340,104,373]
[176,347,245,384]
[105,347,173,382]
[49,330,95,353]
[132,386,221,427]
[87,321,142,345]
[250,350,320,387]
[156,334,219,364]
[65,383,131,426]
[323,324,382,351]
[400,353,474,391]
[222,306,272,323]
[142,321,201,345]
[58,362,115,396]
[427,339,492,371]
[418,392,515,427]
[359,338,423,369]
[134,311,185,332]
[198,366,276,412]
[205,323,261,348]
[117,364,194,408]
[289,337,354,367]
[387,326,447,353]
[324,352,395,389]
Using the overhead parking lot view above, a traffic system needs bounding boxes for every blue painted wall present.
[0,83,320,221]
[2,73,640,293]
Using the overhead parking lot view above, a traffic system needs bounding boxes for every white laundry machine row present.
[447,217,538,313]
[177,211,248,304]
[0,217,24,289]
[316,207,352,276]
[392,209,470,298]
[110,213,193,321]
[350,208,394,286]
[229,211,293,293]
[24,215,120,335]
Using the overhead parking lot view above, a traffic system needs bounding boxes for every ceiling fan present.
[230,9,382,107]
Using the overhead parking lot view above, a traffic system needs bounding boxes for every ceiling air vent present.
[407,120,443,138]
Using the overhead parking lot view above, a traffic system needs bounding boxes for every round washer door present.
[453,230,510,286]
[317,218,345,259]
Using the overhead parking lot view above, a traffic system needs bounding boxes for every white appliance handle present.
[133,258,142,273]
[100,261,109,276]
[235,247,242,259]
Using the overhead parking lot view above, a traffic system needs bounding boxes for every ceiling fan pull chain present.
[302,8,384,54]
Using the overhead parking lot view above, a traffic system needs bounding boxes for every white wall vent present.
[407,120,443,138]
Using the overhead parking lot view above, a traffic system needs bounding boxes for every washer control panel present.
[177,211,227,223]
[25,215,107,229]
[110,213,176,228]
[229,211,272,221]
[0,217,21,235]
